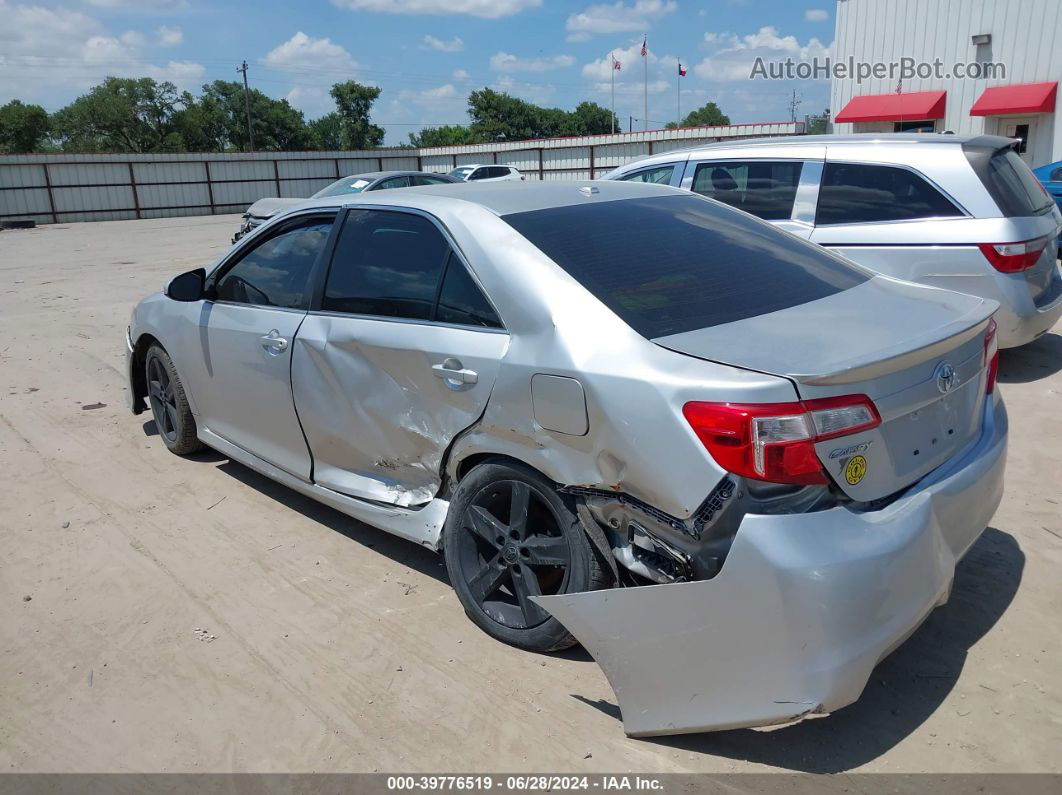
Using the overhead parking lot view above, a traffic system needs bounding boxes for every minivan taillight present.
[682,395,881,486]
[978,235,1049,273]
[983,317,999,393]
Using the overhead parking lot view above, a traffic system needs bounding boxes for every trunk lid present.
[655,277,997,501]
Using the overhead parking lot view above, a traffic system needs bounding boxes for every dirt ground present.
[0,214,1059,774]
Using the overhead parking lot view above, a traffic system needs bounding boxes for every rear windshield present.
[971,147,1053,216]
[502,194,868,338]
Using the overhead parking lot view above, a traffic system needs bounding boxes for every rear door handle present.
[432,358,478,384]
[260,329,289,352]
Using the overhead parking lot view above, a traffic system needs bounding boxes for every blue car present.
[1034,160,1062,249]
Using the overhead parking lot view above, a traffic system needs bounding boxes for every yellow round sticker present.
[845,455,868,485]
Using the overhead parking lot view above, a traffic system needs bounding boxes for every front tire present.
[144,344,203,456]
[443,461,607,652]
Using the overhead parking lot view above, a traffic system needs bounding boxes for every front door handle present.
[260,329,289,353]
[432,358,478,385]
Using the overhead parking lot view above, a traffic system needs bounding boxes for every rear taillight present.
[978,235,1049,273]
[683,395,881,486]
[983,317,999,393]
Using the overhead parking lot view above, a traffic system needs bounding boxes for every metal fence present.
[0,122,804,225]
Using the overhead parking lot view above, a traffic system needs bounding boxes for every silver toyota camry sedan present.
[126,181,1007,736]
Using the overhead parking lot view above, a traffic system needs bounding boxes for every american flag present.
[678,62,686,77]
[613,58,622,71]
[640,37,647,57]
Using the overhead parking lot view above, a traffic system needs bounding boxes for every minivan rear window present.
[502,195,868,338]
[976,148,1054,217]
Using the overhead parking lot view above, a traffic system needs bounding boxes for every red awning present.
[970,82,1057,116]
[834,91,947,123]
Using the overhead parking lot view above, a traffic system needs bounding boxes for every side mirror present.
[165,268,206,302]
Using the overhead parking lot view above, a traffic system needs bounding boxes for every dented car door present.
[291,208,508,506]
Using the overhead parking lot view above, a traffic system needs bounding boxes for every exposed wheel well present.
[130,333,162,412]
[454,452,538,485]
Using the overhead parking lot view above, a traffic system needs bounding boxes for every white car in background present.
[448,164,525,182]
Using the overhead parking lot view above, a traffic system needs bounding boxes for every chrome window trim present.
[315,203,509,332]
[814,159,972,226]
[791,160,822,225]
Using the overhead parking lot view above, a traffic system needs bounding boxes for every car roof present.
[345,170,454,180]
[290,179,681,216]
[666,132,1013,154]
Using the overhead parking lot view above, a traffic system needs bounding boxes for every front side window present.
[468,168,491,181]
[691,161,802,220]
[323,210,450,320]
[503,195,867,339]
[618,165,675,185]
[816,162,963,225]
[214,218,333,309]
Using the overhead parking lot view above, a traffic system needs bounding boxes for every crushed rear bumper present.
[535,395,1007,737]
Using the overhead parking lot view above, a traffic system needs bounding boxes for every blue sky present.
[0,0,834,145]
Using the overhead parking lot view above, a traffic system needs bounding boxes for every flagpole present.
[643,35,648,131]
[611,53,616,134]
[677,60,680,127]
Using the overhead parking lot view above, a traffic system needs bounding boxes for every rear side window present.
[691,161,802,220]
[436,254,502,328]
[618,165,675,185]
[323,210,450,320]
[816,163,963,225]
[977,148,1053,216]
[502,195,867,338]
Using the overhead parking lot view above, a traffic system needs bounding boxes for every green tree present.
[408,124,480,147]
[666,101,730,130]
[0,100,50,153]
[806,109,830,135]
[197,80,310,152]
[170,91,229,152]
[51,77,186,152]
[466,89,616,143]
[329,81,385,149]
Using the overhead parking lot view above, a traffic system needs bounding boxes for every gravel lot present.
[1,214,1060,774]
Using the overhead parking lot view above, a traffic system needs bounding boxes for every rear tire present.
[144,344,203,456]
[443,460,607,652]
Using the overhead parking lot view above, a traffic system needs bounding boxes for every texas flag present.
[678,62,687,77]
[614,59,622,71]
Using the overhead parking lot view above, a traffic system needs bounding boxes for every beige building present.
[831,0,1062,168]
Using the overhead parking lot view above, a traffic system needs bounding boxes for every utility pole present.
[788,89,802,123]
[237,60,255,152]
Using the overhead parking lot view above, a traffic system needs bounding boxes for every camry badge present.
[934,361,959,394]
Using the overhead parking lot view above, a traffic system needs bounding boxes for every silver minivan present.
[605,134,1062,348]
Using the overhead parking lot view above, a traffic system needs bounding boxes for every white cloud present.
[490,74,555,105]
[85,0,187,7]
[565,0,676,41]
[805,9,829,22]
[489,52,575,72]
[262,32,358,73]
[399,83,459,103]
[157,25,183,46]
[422,34,464,51]
[452,68,471,80]
[332,0,540,18]
[582,41,659,81]
[0,0,205,107]
[694,25,831,82]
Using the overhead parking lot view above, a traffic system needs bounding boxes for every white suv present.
[449,164,525,182]
[606,134,1062,348]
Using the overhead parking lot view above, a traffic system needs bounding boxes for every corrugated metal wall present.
[0,122,803,225]
[831,0,1062,166]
